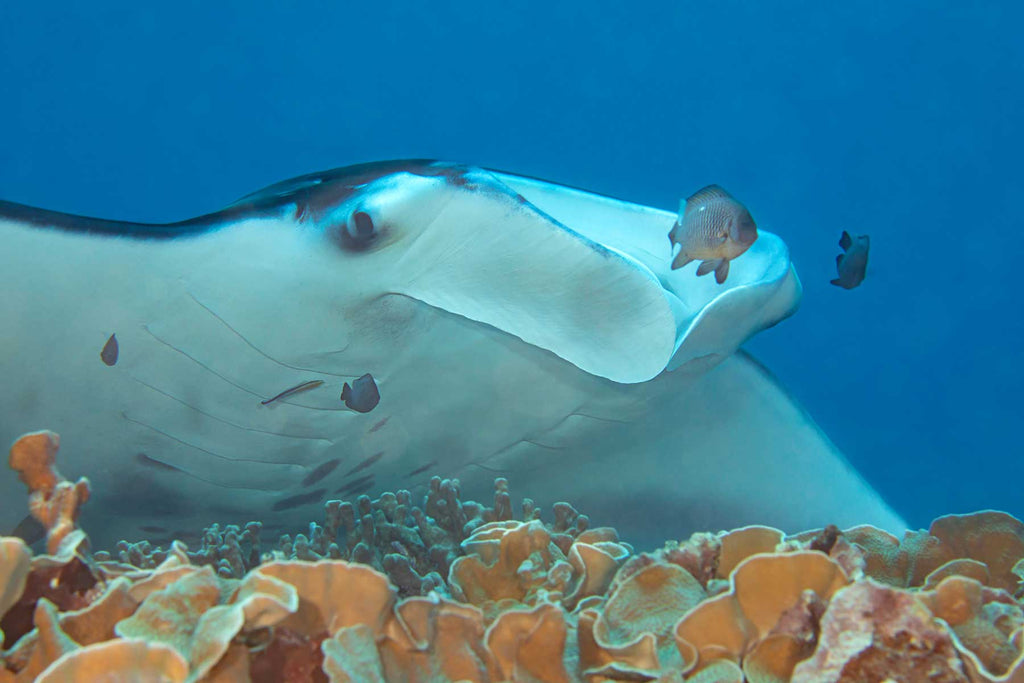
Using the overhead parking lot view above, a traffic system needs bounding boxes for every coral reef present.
[3,431,1024,682]
[7,431,90,558]
[106,476,595,601]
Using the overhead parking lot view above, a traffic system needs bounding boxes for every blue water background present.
[1,2,1021,531]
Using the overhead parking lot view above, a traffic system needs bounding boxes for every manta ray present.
[0,160,904,549]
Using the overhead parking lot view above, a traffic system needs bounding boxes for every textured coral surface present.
[2,431,1024,682]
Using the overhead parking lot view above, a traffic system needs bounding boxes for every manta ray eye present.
[353,211,374,237]
[341,209,379,249]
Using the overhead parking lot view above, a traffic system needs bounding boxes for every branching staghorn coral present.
[106,475,596,600]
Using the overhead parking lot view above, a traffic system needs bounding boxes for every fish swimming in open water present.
[0,160,904,548]
[831,230,869,289]
[669,184,758,283]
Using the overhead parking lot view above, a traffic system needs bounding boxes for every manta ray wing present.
[459,350,906,548]
[0,161,904,549]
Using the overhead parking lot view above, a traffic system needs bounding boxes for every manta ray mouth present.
[489,172,804,375]
[619,235,802,374]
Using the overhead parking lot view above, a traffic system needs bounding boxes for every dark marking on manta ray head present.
[301,458,342,487]
[439,167,479,191]
[406,460,437,478]
[267,160,438,221]
[344,451,383,477]
[1,160,441,240]
[341,373,380,413]
[368,416,389,433]
[418,161,472,184]
[336,474,375,497]
[2,159,605,244]
[100,333,118,366]
[272,489,326,512]
[432,164,535,213]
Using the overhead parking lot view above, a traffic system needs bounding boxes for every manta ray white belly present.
[0,162,905,549]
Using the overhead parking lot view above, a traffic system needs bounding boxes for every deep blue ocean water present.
[1,1,1020,532]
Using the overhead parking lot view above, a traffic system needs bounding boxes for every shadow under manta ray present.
[0,160,905,549]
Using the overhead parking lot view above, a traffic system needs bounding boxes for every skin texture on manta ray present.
[0,160,906,549]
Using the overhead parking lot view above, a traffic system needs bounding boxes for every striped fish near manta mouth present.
[0,160,906,549]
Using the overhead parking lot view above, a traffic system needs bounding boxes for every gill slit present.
[187,291,357,378]
[141,323,349,411]
[130,377,331,443]
[121,411,297,467]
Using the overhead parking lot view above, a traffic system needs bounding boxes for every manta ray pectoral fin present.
[391,171,679,384]
[454,350,907,545]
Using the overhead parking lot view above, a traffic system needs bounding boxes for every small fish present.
[344,451,383,477]
[341,373,380,413]
[135,452,184,473]
[669,185,758,284]
[831,230,869,290]
[271,488,326,512]
[100,333,118,366]
[336,474,375,496]
[260,379,324,406]
[301,458,342,487]
[407,460,437,477]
